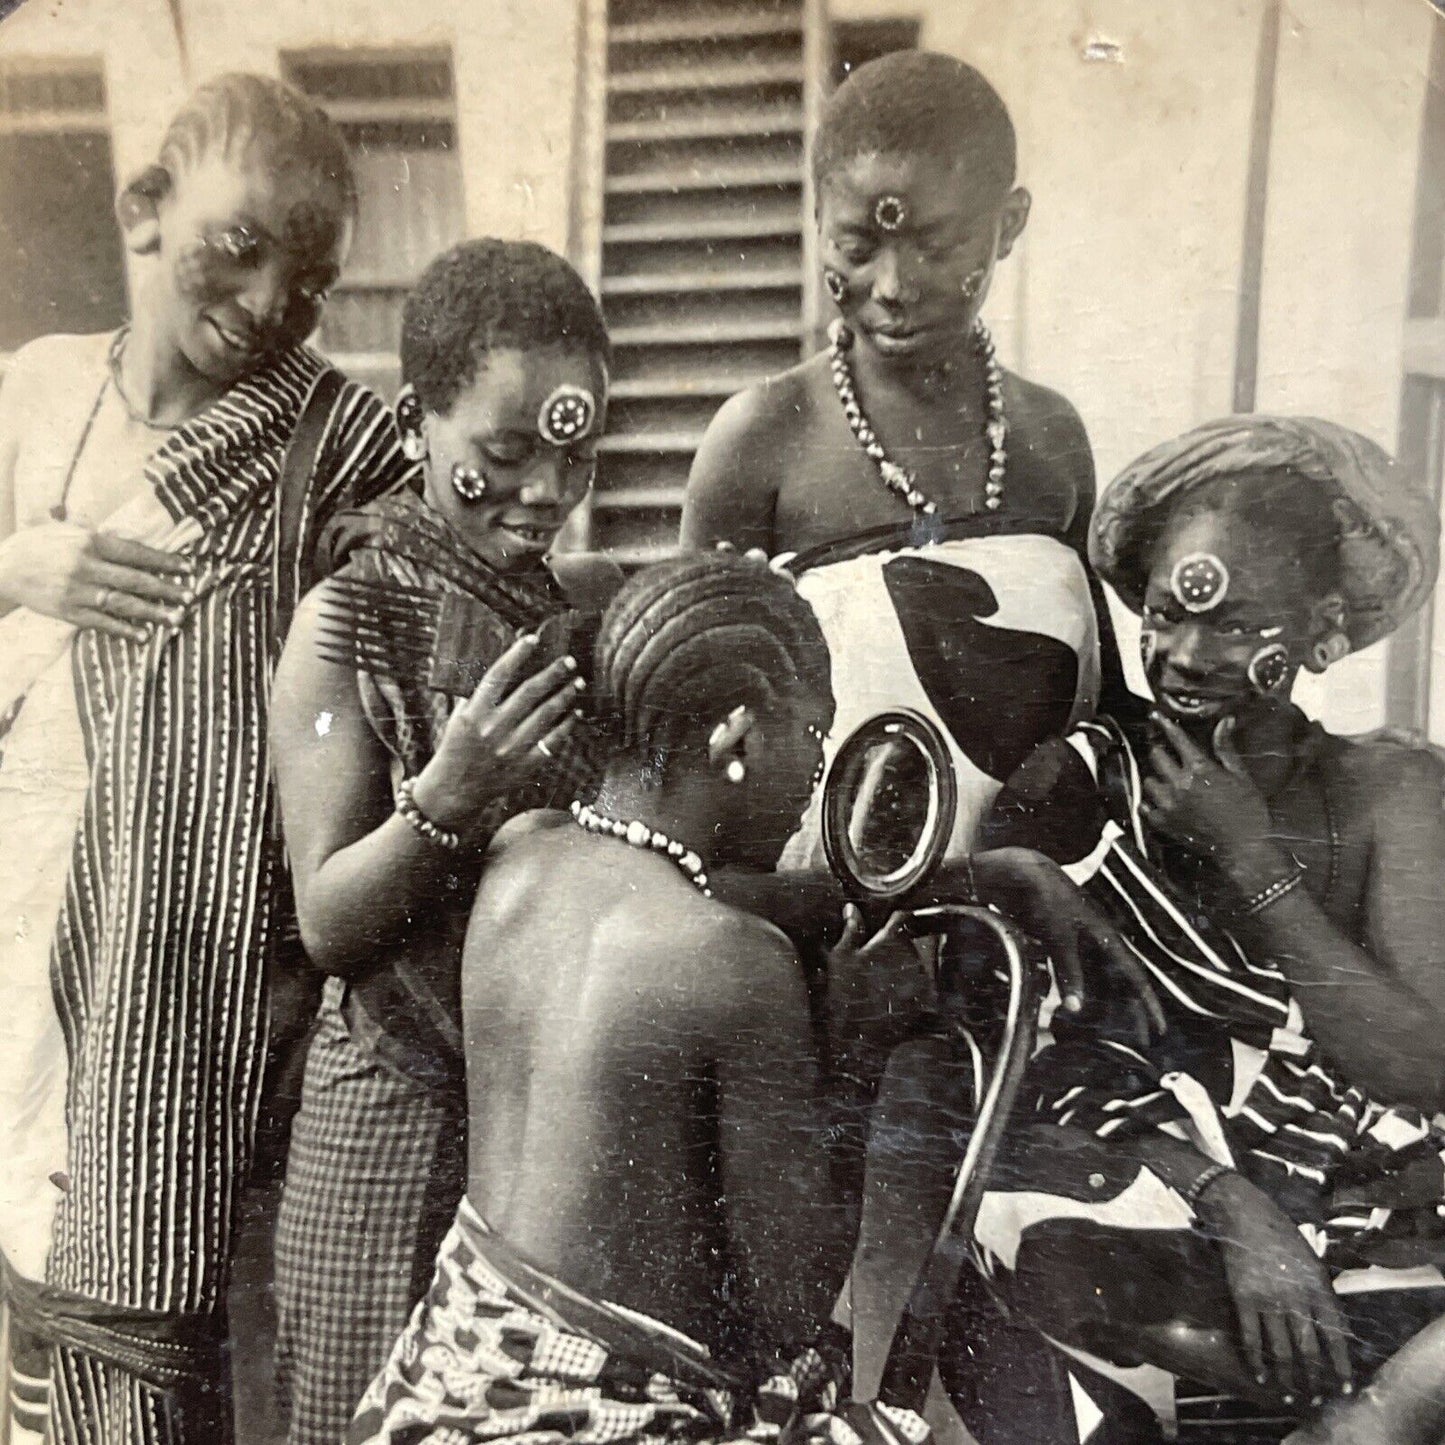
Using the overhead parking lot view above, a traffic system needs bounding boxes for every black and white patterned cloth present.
[349,1197,929,1445]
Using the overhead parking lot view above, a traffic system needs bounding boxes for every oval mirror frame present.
[821,709,957,903]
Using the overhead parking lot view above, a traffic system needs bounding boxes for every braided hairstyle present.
[811,51,1017,202]
[136,72,356,214]
[401,239,612,417]
[593,552,832,782]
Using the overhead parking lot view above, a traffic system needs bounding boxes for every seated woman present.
[268,238,618,1445]
[972,416,1445,1443]
[348,551,935,1445]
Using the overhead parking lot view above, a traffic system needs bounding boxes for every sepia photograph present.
[1,1,1444,1442]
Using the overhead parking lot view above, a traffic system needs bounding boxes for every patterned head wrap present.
[1090,416,1440,651]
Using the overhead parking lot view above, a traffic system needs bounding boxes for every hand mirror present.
[820,709,1047,1412]
[821,709,956,902]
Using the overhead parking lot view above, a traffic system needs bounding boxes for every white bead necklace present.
[570,800,712,897]
[827,317,1007,516]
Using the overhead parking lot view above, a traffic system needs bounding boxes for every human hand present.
[411,631,584,839]
[966,847,1167,1036]
[1142,713,1274,862]
[0,521,193,641]
[1197,1171,1353,1405]
[826,904,934,1058]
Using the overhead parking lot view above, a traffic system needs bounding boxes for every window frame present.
[280,45,465,392]
[0,55,125,367]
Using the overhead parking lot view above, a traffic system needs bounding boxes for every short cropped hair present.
[594,552,832,779]
[151,72,356,215]
[1159,469,1344,600]
[400,238,612,417]
[811,51,1017,200]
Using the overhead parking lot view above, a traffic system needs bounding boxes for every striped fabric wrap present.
[1019,717,1445,1266]
[319,488,601,1077]
[348,1196,930,1445]
[38,346,411,1318]
[322,487,599,804]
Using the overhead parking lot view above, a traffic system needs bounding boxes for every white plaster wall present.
[1255,0,1433,732]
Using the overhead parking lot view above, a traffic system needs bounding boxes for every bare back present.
[462,812,848,1360]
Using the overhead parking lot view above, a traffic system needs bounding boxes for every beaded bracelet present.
[1241,866,1305,917]
[1181,1160,1233,1211]
[395,776,460,852]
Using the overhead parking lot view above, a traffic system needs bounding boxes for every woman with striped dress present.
[0,75,414,1445]
[970,418,1445,1443]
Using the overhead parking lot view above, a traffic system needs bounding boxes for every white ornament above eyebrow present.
[1170,552,1230,614]
[873,194,907,232]
[537,385,597,446]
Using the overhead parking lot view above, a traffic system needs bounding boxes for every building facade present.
[0,0,1440,737]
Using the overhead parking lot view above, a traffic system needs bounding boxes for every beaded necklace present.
[827,317,1007,517]
[570,800,711,897]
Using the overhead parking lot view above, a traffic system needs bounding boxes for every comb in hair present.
[316,575,577,698]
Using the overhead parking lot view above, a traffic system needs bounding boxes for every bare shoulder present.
[487,807,571,858]
[1004,372,1092,467]
[680,902,807,1025]
[1000,369,1095,528]
[3,332,109,404]
[686,359,825,506]
[702,356,823,445]
[278,578,361,679]
[1342,734,1445,811]
[607,888,805,1027]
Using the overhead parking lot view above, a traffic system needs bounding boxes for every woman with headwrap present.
[959,417,1445,1443]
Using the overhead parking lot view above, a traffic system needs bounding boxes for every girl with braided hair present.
[269,238,619,1445]
[347,550,934,1445]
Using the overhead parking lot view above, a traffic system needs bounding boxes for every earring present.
[725,759,747,784]
[1310,632,1351,672]
[451,463,487,502]
[961,268,986,301]
[824,267,849,305]
[1247,643,1292,695]
[396,388,428,462]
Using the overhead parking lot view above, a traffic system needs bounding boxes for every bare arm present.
[681,388,781,553]
[1056,403,1138,721]
[270,586,478,975]
[1223,748,1445,1109]
[271,584,581,975]
[1147,719,1445,1109]
[717,922,850,1358]
[712,851,1164,1037]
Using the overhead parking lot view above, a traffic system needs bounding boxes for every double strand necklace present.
[570,800,712,897]
[827,317,1007,517]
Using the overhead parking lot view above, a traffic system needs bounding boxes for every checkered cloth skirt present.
[348,1198,930,1445]
[275,993,467,1445]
